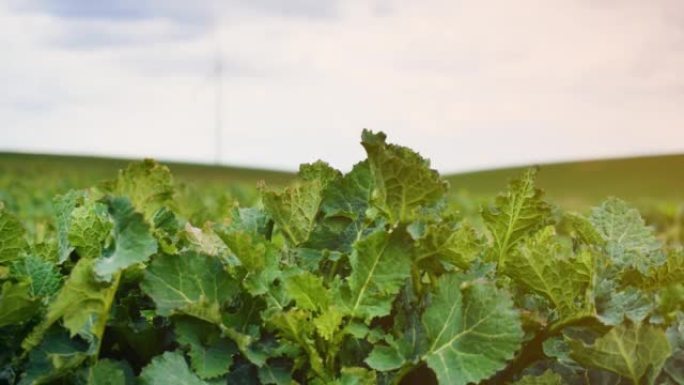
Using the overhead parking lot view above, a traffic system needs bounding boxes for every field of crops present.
[0,131,682,385]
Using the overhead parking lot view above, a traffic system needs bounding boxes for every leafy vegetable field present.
[0,131,682,385]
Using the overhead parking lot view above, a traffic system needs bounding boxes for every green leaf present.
[568,323,671,384]
[141,252,237,325]
[344,230,412,321]
[257,360,293,385]
[112,159,175,222]
[415,220,483,270]
[23,258,119,350]
[590,198,665,274]
[0,207,26,264]
[320,161,373,221]
[504,226,593,324]
[139,351,209,385]
[364,344,405,372]
[182,223,227,258]
[512,370,566,385]
[54,190,83,264]
[421,273,523,385]
[314,306,344,341]
[175,317,237,380]
[94,197,157,281]
[361,130,447,224]
[68,201,112,259]
[283,271,330,312]
[262,179,324,246]
[78,359,133,385]
[0,281,39,327]
[18,328,89,385]
[595,286,653,326]
[218,230,280,296]
[268,309,324,377]
[11,255,61,298]
[338,367,376,385]
[482,168,551,268]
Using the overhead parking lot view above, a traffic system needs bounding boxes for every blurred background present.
[1,0,683,211]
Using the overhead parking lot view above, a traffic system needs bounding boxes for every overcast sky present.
[1,0,683,172]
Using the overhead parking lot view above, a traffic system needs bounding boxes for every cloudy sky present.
[1,0,683,172]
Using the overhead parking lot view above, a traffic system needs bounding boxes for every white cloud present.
[1,0,683,172]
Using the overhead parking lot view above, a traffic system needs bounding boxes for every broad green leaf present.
[421,273,523,385]
[139,351,209,385]
[218,230,280,296]
[182,223,227,258]
[0,207,26,264]
[141,252,237,325]
[112,159,174,221]
[23,258,119,350]
[344,230,412,321]
[590,198,664,274]
[482,168,551,267]
[11,255,61,298]
[54,190,82,264]
[361,130,447,224]
[639,249,684,290]
[18,328,89,385]
[262,180,323,245]
[94,197,157,281]
[563,212,605,247]
[68,201,112,259]
[364,344,405,372]
[415,220,483,270]
[175,317,237,380]
[78,359,133,385]
[512,370,566,385]
[568,323,671,384]
[504,226,593,324]
[595,286,653,326]
[0,281,39,327]
[283,271,330,311]
[299,160,342,188]
[320,161,373,221]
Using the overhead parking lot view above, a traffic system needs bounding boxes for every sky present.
[1,0,683,173]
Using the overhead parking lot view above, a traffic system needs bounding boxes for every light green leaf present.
[94,197,157,281]
[568,323,671,384]
[175,317,237,380]
[113,159,175,222]
[338,367,376,385]
[0,281,39,327]
[361,130,447,224]
[11,255,61,298]
[139,351,209,385]
[590,198,664,274]
[344,230,412,321]
[283,271,330,311]
[182,223,227,258]
[512,370,566,385]
[421,273,523,385]
[68,201,112,259]
[268,309,324,377]
[320,161,372,221]
[504,226,593,324]
[23,258,119,350]
[218,230,280,296]
[0,207,26,264]
[53,190,82,264]
[482,168,551,268]
[314,306,344,341]
[262,179,323,245]
[141,252,237,324]
[595,286,653,326]
[364,344,405,372]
